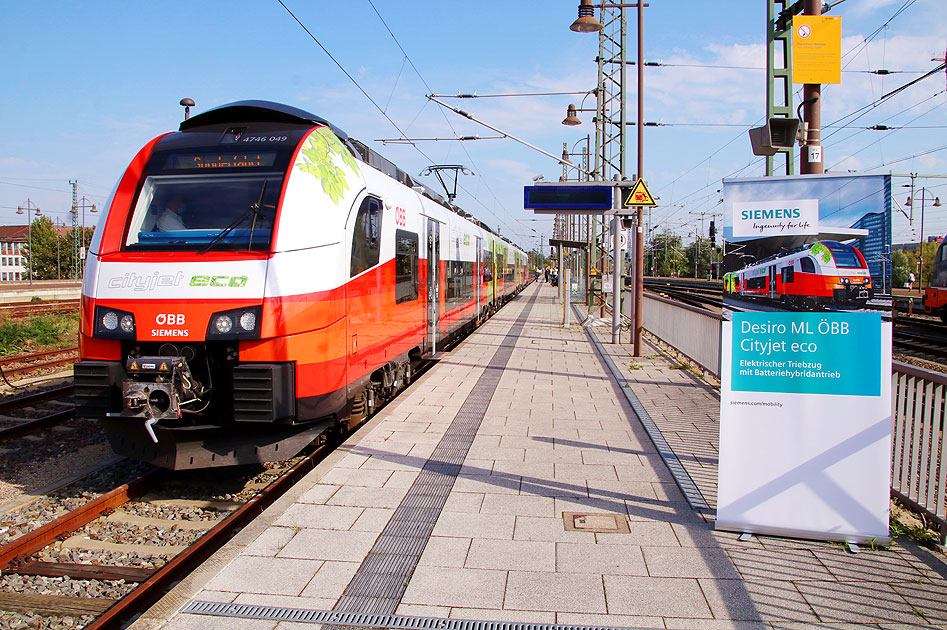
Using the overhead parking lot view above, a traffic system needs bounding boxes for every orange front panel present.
[926,287,947,310]
[79,333,122,361]
[241,316,349,397]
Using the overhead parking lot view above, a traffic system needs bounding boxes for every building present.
[850,211,891,295]
[0,224,74,282]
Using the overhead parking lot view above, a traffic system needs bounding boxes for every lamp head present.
[562,104,582,126]
[570,0,602,32]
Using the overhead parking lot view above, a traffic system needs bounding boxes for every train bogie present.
[74,101,530,469]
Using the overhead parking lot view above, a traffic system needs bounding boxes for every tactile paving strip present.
[324,291,539,617]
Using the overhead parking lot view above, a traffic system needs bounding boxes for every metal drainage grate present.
[181,600,661,630]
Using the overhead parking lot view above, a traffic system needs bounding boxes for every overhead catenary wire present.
[363,0,534,243]
[276,0,527,243]
[656,1,930,232]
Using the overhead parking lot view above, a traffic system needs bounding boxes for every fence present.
[640,298,946,546]
[891,362,947,546]
[639,293,722,377]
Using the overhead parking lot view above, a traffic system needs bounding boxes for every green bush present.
[0,313,79,356]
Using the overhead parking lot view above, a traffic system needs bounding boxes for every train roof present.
[179,100,350,140]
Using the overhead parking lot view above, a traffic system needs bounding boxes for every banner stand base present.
[714,520,890,548]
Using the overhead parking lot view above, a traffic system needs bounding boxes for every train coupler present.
[108,356,205,443]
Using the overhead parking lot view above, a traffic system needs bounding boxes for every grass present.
[0,312,79,356]
[890,502,944,550]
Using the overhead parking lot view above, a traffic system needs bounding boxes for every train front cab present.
[925,239,947,322]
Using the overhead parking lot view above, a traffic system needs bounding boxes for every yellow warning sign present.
[623,179,657,208]
[129,361,139,371]
[793,15,841,84]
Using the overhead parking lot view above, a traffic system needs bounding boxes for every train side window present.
[395,229,419,303]
[351,197,382,276]
[799,257,815,273]
[781,266,794,283]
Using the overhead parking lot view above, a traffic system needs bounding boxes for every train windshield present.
[824,241,862,268]
[124,174,282,251]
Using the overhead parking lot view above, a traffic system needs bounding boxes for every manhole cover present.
[562,512,630,533]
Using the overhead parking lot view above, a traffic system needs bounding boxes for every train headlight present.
[214,315,233,334]
[206,306,261,340]
[94,306,136,339]
[239,311,257,332]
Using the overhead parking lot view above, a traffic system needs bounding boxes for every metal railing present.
[640,293,722,377]
[891,362,947,546]
[639,297,946,546]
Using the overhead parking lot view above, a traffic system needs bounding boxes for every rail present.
[640,297,946,546]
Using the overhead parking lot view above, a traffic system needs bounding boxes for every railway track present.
[0,347,78,381]
[0,299,80,320]
[0,441,334,629]
[0,383,76,441]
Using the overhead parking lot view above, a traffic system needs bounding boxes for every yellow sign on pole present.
[623,179,657,208]
[792,15,842,84]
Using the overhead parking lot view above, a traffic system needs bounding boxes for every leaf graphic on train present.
[295,127,360,205]
[810,242,832,264]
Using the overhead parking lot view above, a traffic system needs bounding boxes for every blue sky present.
[2,0,945,250]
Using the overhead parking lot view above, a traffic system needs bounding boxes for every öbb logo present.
[155,313,186,326]
[189,275,248,288]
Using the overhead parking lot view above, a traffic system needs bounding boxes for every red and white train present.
[723,240,873,309]
[75,101,529,469]
[924,237,947,322]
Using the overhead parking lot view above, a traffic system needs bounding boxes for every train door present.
[769,265,777,298]
[426,218,441,353]
[475,236,483,322]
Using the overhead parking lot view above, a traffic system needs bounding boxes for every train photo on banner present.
[73,101,529,469]
[723,240,873,310]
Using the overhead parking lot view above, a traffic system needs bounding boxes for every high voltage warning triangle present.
[623,179,657,207]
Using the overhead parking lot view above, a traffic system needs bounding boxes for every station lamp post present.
[16,200,42,285]
[903,185,942,293]
[71,196,98,277]
[567,0,647,353]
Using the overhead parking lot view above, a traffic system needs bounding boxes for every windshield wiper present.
[196,181,267,255]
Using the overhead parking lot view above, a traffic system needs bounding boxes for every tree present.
[650,233,687,277]
[892,249,910,288]
[22,217,59,280]
[685,239,714,279]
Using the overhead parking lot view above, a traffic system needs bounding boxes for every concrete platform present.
[134,282,947,630]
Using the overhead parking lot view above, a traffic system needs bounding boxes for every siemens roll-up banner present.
[717,174,892,544]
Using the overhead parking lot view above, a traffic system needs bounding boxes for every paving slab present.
[135,282,947,630]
